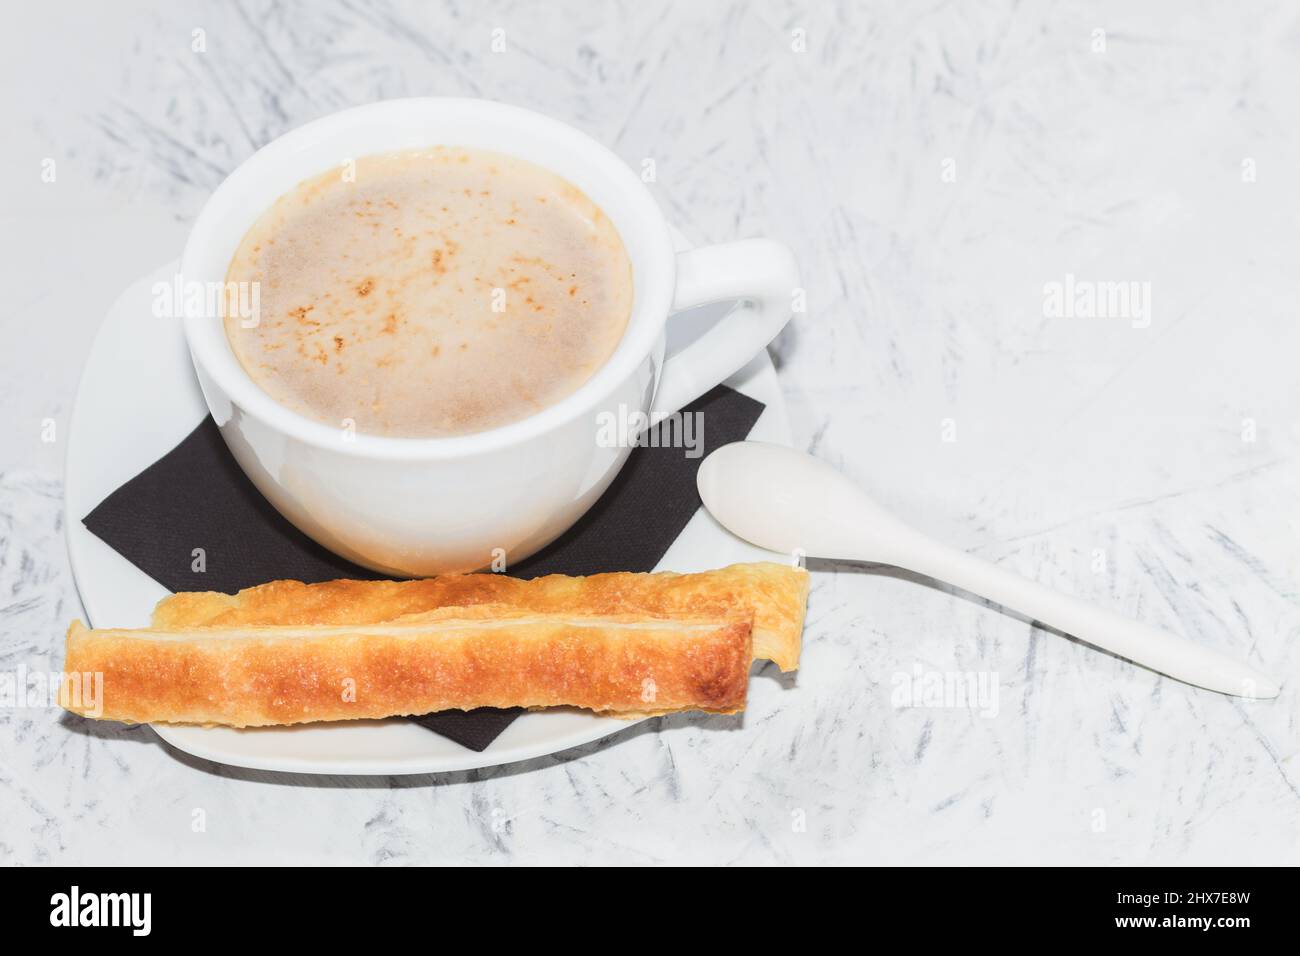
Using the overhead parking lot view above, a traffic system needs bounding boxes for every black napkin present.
[84,385,765,752]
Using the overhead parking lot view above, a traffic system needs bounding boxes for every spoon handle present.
[890,534,1279,698]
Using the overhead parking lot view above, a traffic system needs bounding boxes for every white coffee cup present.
[181,97,798,576]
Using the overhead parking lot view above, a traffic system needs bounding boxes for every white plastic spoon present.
[697,441,1279,699]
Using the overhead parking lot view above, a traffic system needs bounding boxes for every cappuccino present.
[224,147,633,437]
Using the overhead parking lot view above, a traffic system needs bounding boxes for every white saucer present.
[65,236,793,775]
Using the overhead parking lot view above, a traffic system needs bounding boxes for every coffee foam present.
[224,147,633,438]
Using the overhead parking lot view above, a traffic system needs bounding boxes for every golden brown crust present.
[152,562,809,671]
[61,612,753,727]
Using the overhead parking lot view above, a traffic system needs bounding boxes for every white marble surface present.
[2,0,1298,865]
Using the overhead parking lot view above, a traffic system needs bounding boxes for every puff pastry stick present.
[60,610,753,727]
[151,562,809,671]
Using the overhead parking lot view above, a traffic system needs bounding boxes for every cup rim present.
[181,97,674,461]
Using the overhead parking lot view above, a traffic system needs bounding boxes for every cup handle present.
[650,238,799,421]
